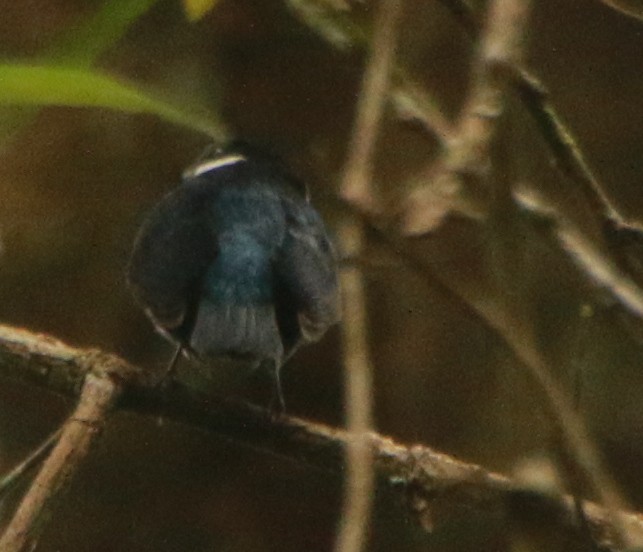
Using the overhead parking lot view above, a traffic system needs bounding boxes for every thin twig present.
[438,3,643,352]
[422,0,626,543]
[432,0,643,234]
[286,0,637,235]
[0,429,62,501]
[506,66,616,222]
[389,72,455,144]
[405,2,641,536]
[502,64,643,321]
[285,0,363,50]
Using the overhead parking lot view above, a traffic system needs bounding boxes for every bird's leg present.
[156,343,183,388]
[269,361,286,419]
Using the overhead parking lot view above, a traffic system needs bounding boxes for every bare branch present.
[288,0,643,309]
[0,373,122,551]
[339,0,403,210]
[285,0,362,50]
[336,0,404,550]
[599,0,643,22]
[502,65,643,321]
[336,218,375,552]
[285,2,643,546]
[1,325,643,549]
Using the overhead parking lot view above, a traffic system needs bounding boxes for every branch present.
[2,324,643,549]
[335,0,404,550]
[283,3,643,547]
[403,0,532,233]
[361,223,643,547]
[599,0,643,23]
[505,65,643,321]
[0,327,138,551]
[339,0,404,210]
[0,429,61,499]
[286,0,643,323]
[429,0,643,324]
[397,1,637,546]
[0,373,121,551]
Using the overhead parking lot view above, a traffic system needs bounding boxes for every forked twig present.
[0,373,122,552]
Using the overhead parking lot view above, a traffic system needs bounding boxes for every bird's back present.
[188,174,288,363]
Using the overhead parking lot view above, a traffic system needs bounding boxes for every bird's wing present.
[274,198,340,346]
[127,186,218,339]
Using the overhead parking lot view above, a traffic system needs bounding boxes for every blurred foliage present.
[0,64,224,138]
[0,0,162,140]
[1,0,643,551]
[182,0,222,22]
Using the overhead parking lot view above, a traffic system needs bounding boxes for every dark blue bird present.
[127,143,340,410]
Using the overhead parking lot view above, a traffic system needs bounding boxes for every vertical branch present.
[335,219,375,552]
[336,1,404,552]
[456,0,531,164]
[0,372,122,552]
[340,0,404,213]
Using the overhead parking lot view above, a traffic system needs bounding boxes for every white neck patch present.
[186,154,246,178]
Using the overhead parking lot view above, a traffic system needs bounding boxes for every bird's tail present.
[189,301,283,362]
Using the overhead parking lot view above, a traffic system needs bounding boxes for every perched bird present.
[127,142,340,411]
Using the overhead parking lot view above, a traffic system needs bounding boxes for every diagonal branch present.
[0,373,122,552]
[598,0,643,23]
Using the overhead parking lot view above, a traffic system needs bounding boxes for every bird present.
[127,142,340,412]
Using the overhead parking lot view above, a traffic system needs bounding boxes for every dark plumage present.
[127,143,340,408]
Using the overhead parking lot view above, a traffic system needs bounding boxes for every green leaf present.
[0,64,226,139]
[182,0,221,22]
[0,0,163,143]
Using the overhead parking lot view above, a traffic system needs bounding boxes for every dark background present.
[1,0,642,550]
